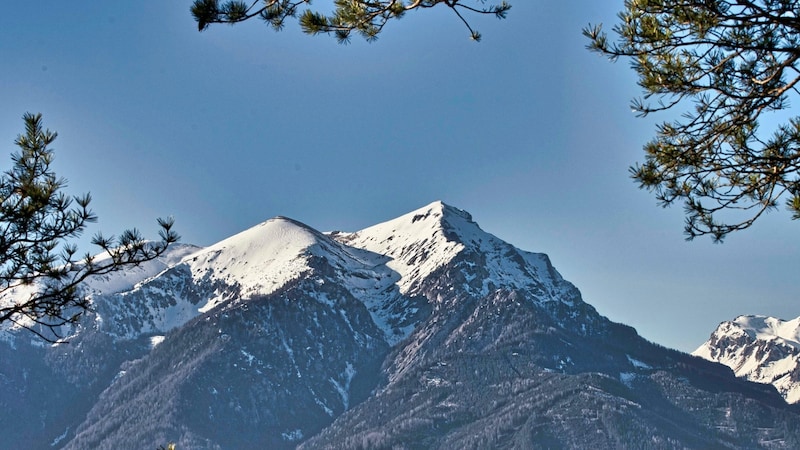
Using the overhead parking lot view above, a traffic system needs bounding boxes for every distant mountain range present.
[1,201,799,449]
[694,315,800,404]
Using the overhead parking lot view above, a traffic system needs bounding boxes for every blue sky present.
[1,1,797,352]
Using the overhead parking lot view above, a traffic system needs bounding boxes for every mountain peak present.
[409,200,473,224]
[180,216,334,308]
[331,201,569,301]
[694,314,800,403]
[330,201,481,295]
[197,215,322,264]
[729,315,800,345]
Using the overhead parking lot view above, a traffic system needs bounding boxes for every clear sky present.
[1,1,797,352]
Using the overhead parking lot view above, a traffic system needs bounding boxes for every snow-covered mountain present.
[694,315,800,404]
[2,201,799,449]
[0,242,201,340]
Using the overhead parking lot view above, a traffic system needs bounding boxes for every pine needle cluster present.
[586,0,800,240]
[0,114,179,341]
[191,0,511,42]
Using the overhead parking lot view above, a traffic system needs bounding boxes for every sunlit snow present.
[4,201,582,356]
[693,315,800,404]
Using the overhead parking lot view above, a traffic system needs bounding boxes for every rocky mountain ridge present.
[1,201,798,449]
[694,315,800,404]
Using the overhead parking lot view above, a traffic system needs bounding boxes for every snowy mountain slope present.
[183,216,327,311]
[0,242,201,342]
[81,243,202,296]
[694,315,800,403]
[302,205,799,449]
[335,201,567,299]
[299,206,799,449]
[65,266,390,450]
[2,201,800,449]
[62,214,416,450]
[333,201,595,346]
[90,216,403,341]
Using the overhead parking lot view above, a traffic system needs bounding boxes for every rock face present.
[1,201,799,449]
[694,315,800,404]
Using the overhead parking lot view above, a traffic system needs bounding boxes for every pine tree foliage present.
[585,0,800,241]
[191,0,511,42]
[0,113,179,341]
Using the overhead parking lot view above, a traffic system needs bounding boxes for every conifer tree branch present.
[586,0,800,241]
[192,0,511,41]
[0,114,179,342]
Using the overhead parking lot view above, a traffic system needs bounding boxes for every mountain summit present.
[339,201,567,299]
[694,315,800,404]
[2,202,799,449]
